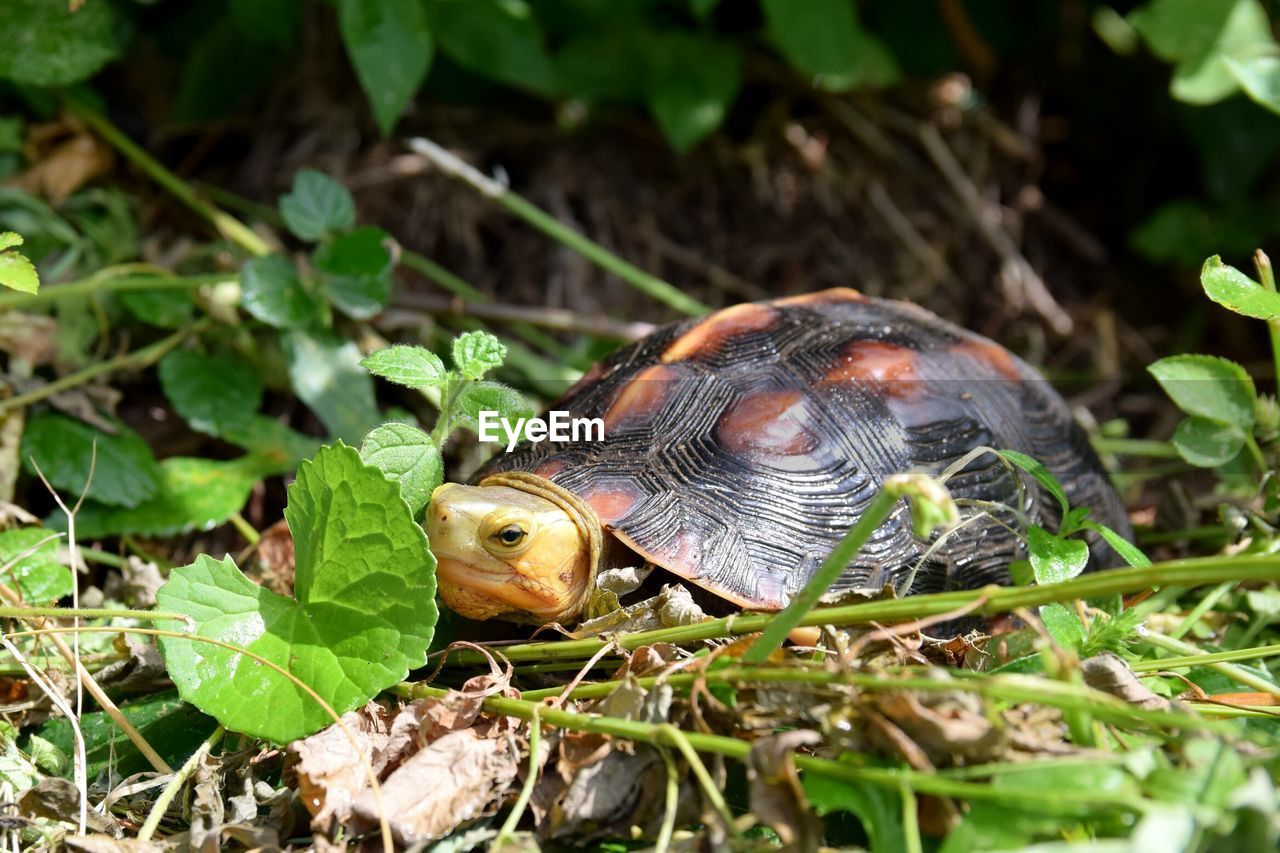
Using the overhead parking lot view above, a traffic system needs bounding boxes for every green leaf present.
[1148,354,1257,429]
[339,0,434,135]
[1040,602,1085,650]
[21,414,162,509]
[279,169,356,242]
[1172,415,1246,466]
[71,456,266,539]
[230,0,302,47]
[0,231,39,295]
[158,349,263,439]
[221,415,323,469]
[315,226,393,319]
[456,380,536,431]
[999,449,1070,518]
[39,691,217,782]
[1025,525,1089,584]
[760,0,899,92]
[361,345,447,388]
[1200,254,1280,319]
[0,0,121,86]
[803,765,906,853]
[429,0,556,95]
[645,32,741,151]
[118,289,195,329]
[1083,521,1152,568]
[451,330,507,380]
[156,443,437,743]
[240,254,323,330]
[0,528,73,604]
[1130,0,1244,62]
[360,422,441,517]
[1131,198,1280,267]
[284,329,381,443]
[1228,55,1280,113]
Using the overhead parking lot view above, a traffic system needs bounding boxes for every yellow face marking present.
[426,483,593,624]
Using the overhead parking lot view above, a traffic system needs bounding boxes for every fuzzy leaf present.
[1200,254,1280,319]
[21,414,161,509]
[280,169,356,242]
[1025,525,1089,585]
[240,254,323,330]
[339,0,434,135]
[361,345,447,388]
[156,443,437,743]
[1040,602,1086,650]
[0,528,72,604]
[0,232,38,295]
[360,422,441,517]
[1148,354,1257,430]
[456,381,536,430]
[158,349,263,438]
[451,331,507,380]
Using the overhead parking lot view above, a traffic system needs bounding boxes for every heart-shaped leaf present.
[1025,525,1089,585]
[21,414,161,509]
[1148,354,1256,431]
[156,443,437,743]
[360,422,441,517]
[1172,415,1246,467]
[280,169,356,242]
[159,348,263,438]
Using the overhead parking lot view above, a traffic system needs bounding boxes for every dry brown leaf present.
[350,727,520,846]
[1081,653,1171,712]
[64,838,164,853]
[1199,692,1280,708]
[289,702,393,827]
[93,638,166,692]
[103,557,166,608]
[870,686,1002,765]
[254,519,296,596]
[19,777,118,835]
[747,730,823,852]
[10,122,114,206]
[0,312,59,366]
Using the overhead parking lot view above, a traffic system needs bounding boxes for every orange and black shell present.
[480,288,1128,609]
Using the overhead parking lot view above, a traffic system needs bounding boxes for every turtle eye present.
[492,524,527,547]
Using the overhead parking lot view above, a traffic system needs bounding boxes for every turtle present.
[426,288,1130,625]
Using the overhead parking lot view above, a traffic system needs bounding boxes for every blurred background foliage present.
[5,0,1280,324]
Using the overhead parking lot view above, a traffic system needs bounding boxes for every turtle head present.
[426,476,600,624]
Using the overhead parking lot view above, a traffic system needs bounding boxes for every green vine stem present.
[1255,249,1280,396]
[407,684,1151,812]
[66,99,272,258]
[0,272,227,310]
[408,137,709,317]
[438,554,1280,666]
[137,725,226,842]
[1138,626,1280,698]
[0,606,189,622]
[1129,642,1280,673]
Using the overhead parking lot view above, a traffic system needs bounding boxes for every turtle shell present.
[479,288,1128,609]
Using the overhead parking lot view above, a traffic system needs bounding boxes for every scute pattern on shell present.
[480,289,1129,609]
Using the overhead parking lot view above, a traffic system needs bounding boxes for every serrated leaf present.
[0,232,20,252]
[1000,449,1070,519]
[1172,415,1246,466]
[38,691,217,782]
[158,349,263,438]
[0,528,72,604]
[280,169,356,242]
[1025,525,1089,585]
[0,0,121,87]
[360,422,441,517]
[156,443,437,743]
[118,289,194,329]
[645,32,741,152]
[1148,354,1257,430]
[361,345,447,388]
[456,381,536,430]
[21,414,161,509]
[71,456,267,539]
[315,226,393,319]
[451,331,507,380]
[221,415,323,468]
[760,0,898,92]
[1200,254,1280,319]
[339,0,434,135]
[240,254,322,330]
[1040,602,1085,650]
[803,765,905,853]
[0,251,39,295]
[284,329,381,443]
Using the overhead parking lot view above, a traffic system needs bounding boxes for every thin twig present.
[407,137,708,316]
[390,292,654,341]
[491,707,540,852]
